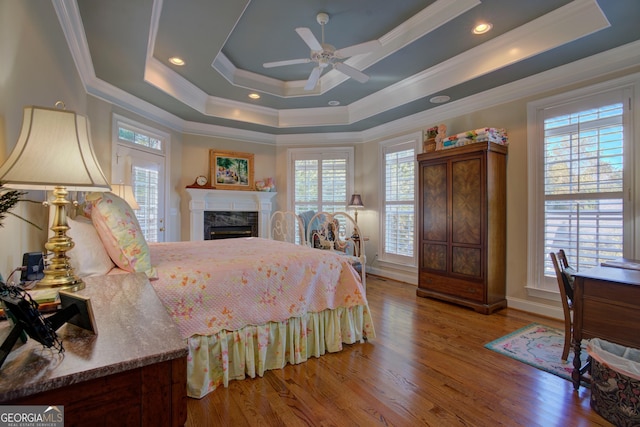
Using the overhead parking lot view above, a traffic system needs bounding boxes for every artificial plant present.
[0,181,42,229]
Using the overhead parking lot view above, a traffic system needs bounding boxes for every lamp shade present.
[111,184,140,210]
[0,106,110,192]
[348,193,364,208]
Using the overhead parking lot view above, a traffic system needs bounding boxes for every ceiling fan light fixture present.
[262,12,380,91]
[316,12,329,26]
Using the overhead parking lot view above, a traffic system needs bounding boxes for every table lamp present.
[110,184,140,210]
[0,104,111,292]
[348,193,364,223]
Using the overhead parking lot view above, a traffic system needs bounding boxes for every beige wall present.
[0,0,87,278]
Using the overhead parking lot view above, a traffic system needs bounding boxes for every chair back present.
[550,249,577,361]
[550,250,575,303]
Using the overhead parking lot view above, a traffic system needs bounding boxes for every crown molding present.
[141,0,611,128]
[348,0,610,124]
[52,0,95,86]
[56,0,639,145]
[358,39,640,144]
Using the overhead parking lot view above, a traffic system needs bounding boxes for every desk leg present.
[571,338,582,391]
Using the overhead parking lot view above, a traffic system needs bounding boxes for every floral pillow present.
[86,192,157,279]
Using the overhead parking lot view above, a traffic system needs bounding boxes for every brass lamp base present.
[37,271,85,293]
[36,186,85,293]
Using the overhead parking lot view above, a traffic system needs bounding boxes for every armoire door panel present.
[451,158,482,245]
[422,243,447,271]
[452,246,482,278]
[421,163,447,241]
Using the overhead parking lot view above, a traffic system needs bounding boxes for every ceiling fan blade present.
[263,58,311,68]
[335,40,381,59]
[295,27,323,51]
[304,66,322,90]
[334,62,369,83]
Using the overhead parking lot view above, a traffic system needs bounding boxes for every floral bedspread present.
[147,238,368,339]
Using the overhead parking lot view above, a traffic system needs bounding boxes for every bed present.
[69,193,374,399]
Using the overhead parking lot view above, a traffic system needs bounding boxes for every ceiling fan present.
[263,12,381,91]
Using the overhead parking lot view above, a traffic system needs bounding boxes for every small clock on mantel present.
[187,175,210,188]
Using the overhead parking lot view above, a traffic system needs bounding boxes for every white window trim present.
[526,73,639,299]
[111,113,172,240]
[112,113,168,155]
[378,131,421,267]
[286,147,355,211]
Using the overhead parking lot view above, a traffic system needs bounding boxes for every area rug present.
[485,323,588,383]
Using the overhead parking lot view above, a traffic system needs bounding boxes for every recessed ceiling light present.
[169,57,185,66]
[328,100,340,106]
[473,22,492,35]
[248,93,260,100]
[429,95,451,104]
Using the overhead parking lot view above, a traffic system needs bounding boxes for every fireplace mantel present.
[185,188,276,240]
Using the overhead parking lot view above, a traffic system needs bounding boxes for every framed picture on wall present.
[209,150,255,190]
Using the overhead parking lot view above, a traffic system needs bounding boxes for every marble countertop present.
[0,273,187,402]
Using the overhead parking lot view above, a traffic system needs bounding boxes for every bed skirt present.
[186,304,375,398]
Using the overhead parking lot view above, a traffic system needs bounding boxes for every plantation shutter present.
[293,153,349,214]
[321,158,347,212]
[383,146,415,259]
[133,165,160,243]
[543,91,624,274]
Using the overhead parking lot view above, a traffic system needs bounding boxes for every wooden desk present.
[0,273,188,426]
[571,266,640,390]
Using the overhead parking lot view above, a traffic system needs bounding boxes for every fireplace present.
[185,188,277,241]
[204,211,258,240]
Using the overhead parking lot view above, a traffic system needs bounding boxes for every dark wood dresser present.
[0,273,188,426]
[416,142,507,314]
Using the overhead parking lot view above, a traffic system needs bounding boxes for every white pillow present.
[67,216,115,277]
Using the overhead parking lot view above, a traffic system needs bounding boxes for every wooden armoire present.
[416,142,507,314]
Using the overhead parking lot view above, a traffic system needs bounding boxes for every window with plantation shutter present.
[379,133,419,265]
[289,148,353,215]
[528,83,634,292]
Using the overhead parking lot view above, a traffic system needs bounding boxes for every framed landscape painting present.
[210,150,255,190]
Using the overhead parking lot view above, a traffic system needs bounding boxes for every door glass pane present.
[133,165,159,243]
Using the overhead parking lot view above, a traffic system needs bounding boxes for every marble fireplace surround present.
[185,188,277,241]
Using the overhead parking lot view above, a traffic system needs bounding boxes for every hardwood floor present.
[186,275,611,426]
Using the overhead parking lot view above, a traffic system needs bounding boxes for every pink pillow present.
[87,192,157,279]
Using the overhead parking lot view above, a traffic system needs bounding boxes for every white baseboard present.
[367,266,417,285]
[506,296,563,321]
[368,265,564,321]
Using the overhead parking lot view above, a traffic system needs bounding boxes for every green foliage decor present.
[0,182,42,229]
